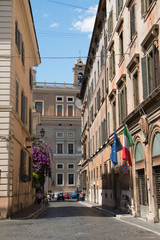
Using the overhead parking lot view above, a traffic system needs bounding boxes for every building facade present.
[80,0,160,223]
[33,58,85,194]
[0,0,40,218]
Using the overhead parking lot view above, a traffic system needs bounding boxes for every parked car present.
[63,192,70,199]
[71,192,79,200]
[57,193,64,201]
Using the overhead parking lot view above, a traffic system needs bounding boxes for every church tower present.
[73,57,85,86]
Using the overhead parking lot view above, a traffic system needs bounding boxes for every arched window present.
[78,72,83,84]
[135,142,145,162]
[152,132,160,157]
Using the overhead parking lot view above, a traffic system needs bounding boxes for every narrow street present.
[1,201,160,240]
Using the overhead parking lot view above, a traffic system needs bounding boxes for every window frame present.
[56,173,64,186]
[56,163,64,170]
[56,142,64,154]
[67,173,75,186]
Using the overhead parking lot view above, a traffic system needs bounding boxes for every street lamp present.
[40,128,45,139]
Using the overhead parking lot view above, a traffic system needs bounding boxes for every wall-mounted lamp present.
[40,128,45,139]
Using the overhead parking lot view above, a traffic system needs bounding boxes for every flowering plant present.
[32,140,53,185]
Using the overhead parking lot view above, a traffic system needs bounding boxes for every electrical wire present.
[43,0,98,11]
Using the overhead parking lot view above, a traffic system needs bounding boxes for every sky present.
[30,0,99,83]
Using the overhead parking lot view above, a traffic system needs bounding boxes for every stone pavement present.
[11,203,47,220]
[79,200,160,237]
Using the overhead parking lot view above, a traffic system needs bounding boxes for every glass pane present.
[135,142,145,162]
[152,133,160,157]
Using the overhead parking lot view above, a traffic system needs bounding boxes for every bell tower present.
[73,57,85,86]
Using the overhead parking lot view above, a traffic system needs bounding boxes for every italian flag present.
[122,124,135,166]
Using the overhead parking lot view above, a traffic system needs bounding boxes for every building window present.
[57,105,62,116]
[135,142,145,162]
[29,69,33,90]
[68,143,74,154]
[152,133,160,157]
[56,163,64,169]
[57,173,63,185]
[100,46,104,69]
[68,132,74,138]
[97,88,101,110]
[133,71,139,107]
[141,43,160,99]
[67,96,74,102]
[118,85,127,125]
[35,101,43,115]
[116,0,123,19]
[112,100,116,131]
[68,164,75,169]
[29,108,32,134]
[109,47,115,80]
[141,0,155,16]
[56,96,63,102]
[28,156,32,181]
[57,143,63,154]
[108,9,113,40]
[90,105,93,123]
[96,167,98,179]
[130,4,136,40]
[56,132,64,138]
[68,105,73,117]
[20,149,26,181]
[97,60,100,77]
[119,31,124,60]
[16,80,19,114]
[21,91,28,124]
[68,173,75,185]
[78,72,83,85]
[15,21,25,65]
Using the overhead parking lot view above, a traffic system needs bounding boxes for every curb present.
[18,205,47,220]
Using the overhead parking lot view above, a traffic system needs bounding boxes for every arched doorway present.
[135,142,148,219]
[152,132,160,222]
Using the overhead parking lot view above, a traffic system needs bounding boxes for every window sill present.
[142,0,157,22]
[118,55,125,68]
[129,33,137,49]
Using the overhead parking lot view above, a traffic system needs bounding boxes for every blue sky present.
[30,0,99,83]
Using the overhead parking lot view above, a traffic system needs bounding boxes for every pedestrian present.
[36,191,42,205]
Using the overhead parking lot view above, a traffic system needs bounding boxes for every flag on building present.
[122,124,135,166]
[52,178,55,186]
[110,132,123,167]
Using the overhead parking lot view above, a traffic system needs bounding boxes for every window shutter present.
[118,92,122,125]
[29,108,32,134]
[109,55,112,80]
[141,0,145,16]
[154,44,160,87]
[24,96,28,124]
[29,156,32,181]
[141,55,149,99]
[16,81,19,114]
[124,85,127,118]
[152,43,159,88]
[130,4,136,40]
[108,112,110,137]
[116,0,119,19]
[112,51,115,76]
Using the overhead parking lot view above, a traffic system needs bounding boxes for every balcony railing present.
[33,81,81,89]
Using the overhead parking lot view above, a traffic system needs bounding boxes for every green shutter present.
[141,55,149,99]
[118,92,122,125]
[141,0,145,16]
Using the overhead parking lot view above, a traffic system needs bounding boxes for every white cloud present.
[50,23,59,28]
[72,15,95,33]
[43,13,50,18]
[74,8,82,13]
[71,5,98,33]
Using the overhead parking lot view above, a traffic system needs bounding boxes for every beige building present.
[80,0,160,223]
[33,58,85,194]
[0,0,40,218]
